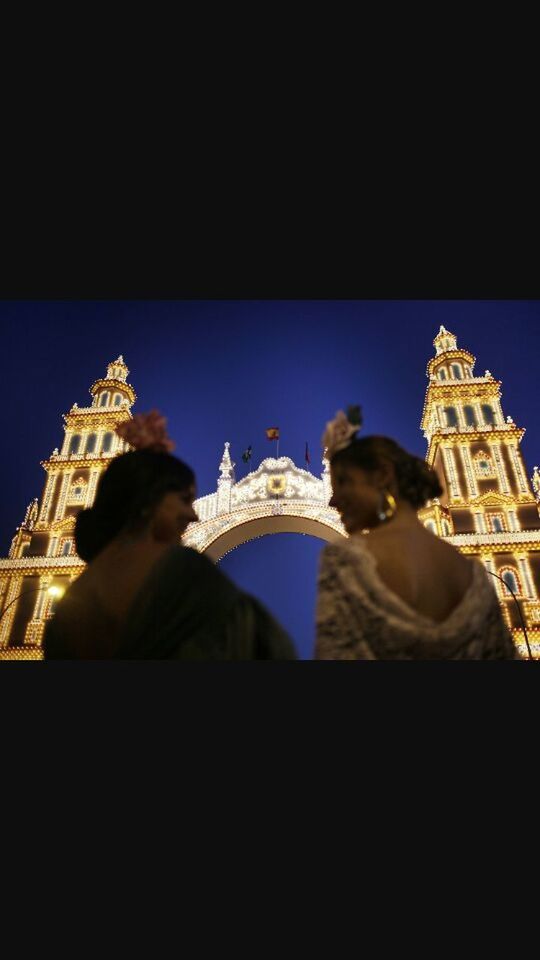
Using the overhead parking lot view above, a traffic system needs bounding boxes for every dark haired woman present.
[44,411,295,660]
[314,410,519,660]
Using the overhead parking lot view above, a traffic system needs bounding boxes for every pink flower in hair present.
[115,409,176,454]
[321,410,360,459]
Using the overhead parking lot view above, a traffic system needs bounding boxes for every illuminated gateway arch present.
[182,443,346,560]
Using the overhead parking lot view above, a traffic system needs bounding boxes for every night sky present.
[1,301,539,659]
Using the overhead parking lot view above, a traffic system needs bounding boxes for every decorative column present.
[474,511,487,533]
[516,556,536,600]
[54,471,73,521]
[507,509,519,532]
[459,447,479,498]
[39,473,58,523]
[86,470,101,508]
[482,556,499,596]
[0,576,24,645]
[490,442,511,495]
[47,537,59,557]
[507,443,528,495]
[442,447,461,500]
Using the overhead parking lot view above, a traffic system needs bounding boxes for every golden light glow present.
[47,586,65,598]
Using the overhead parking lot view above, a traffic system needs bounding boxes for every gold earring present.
[377,489,396,523]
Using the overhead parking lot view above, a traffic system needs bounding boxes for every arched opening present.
[68,435,81,455]
[501,568,521,597]
[204,514,342,562]
[218,532,327,660]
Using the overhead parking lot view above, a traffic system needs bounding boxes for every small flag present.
[242,445,252,463]
[266,427,280,440]
[305,442,311,465]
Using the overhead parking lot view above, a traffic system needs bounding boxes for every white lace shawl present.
[315,537,519,660]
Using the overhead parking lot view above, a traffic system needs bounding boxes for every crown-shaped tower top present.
[106,355,129,382]
[433,325,457,355]
[89,355,136,408]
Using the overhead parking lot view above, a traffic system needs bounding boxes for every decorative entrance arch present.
[182,443,346,561]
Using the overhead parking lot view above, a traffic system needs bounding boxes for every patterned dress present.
[315,536,520,660]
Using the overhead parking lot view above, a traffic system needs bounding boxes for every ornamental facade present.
[1,330,539,659]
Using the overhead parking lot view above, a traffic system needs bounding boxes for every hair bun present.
[398,455,443,509]
[75,507,117,563]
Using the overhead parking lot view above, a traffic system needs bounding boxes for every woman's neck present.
[352,500,421,538]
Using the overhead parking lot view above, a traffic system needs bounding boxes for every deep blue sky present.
[1,301,539,659]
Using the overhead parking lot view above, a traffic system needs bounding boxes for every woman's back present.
[363,523,474,624]
[44,542,296,660]
[315,532,518,660]
[43,539,172,658]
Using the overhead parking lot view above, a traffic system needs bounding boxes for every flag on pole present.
[305,442,310,465]
[242,445,252,463]
[266,427,280,440]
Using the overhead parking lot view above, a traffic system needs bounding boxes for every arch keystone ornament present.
[182,445,346,562]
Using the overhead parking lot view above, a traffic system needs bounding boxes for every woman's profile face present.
[152,485,198,543]
[329,462,380,533]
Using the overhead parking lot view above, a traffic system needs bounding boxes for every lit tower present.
[0,357,136,654]
[419,326,540,654]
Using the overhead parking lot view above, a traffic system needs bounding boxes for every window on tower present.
[68,435,81,455]
[444,406,458,428]
[99,392,110,407]
[438,368,447,380]
[113,394,122,406]
[451,364,463,379]
[481,404,496,425]
[86,433,97,454]
[501,569,521,597]
[464,405,477,427]
[102,432,113,453]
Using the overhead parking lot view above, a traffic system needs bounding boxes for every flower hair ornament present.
[322,405,363,460]
[115,409,176,454]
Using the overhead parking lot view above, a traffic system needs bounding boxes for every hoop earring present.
[377,489,396,523]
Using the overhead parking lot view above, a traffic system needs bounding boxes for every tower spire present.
[217,442,235,514]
